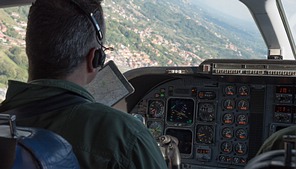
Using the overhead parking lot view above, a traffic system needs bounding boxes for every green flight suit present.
[257,125,296,155]
[0,80,167,169]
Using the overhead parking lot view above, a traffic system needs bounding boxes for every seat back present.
[245,135,296,169]
[244,149,296,169]
[0,114,80,169]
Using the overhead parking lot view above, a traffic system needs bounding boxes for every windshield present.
[104,0,266,70]
[280,0,296,53]
[0,0,266,100]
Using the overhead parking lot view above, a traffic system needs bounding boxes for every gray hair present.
[26,0,105,80]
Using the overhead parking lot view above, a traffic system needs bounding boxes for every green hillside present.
[0,6,28,87]
[104,0,266,66]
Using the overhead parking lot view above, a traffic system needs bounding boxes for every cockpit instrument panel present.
[129,78,258,168]
[126,59,296,169]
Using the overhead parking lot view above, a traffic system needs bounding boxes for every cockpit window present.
[280,0,296,55]
[104,0,266,70]
[0,0,266,87]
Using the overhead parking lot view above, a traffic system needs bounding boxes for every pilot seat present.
[0,114,80,169]
[245,135,296,169]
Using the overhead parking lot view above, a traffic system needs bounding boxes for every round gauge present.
[235,142,247,155]
[196,125,214,144]
[147,121,163,139]
[219,155,226,162]
[224,85,236,96]
[237,114,248,125]
[222,113,234,124]
[198,103,215,122]
[237,100,249,111]
[236,128,248,140]
[148,100,165,118]
[233,157,240,164]
[221,141,233,153]
[233,157,246,164]
[221,127,233,139]
[238,86,249,96]
[223,99,235,110]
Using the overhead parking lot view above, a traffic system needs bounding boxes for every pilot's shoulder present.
[74,102,146,130]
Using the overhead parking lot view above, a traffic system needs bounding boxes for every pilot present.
[0,0,167,168]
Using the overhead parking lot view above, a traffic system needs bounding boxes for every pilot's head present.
[26,0,105,84]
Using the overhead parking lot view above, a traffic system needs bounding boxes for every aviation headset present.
[70,0,106,68]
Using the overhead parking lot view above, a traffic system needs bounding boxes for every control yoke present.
[158,135,181,169]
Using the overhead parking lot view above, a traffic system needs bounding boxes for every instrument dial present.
[223,99,235,110]
[224,85,236,96]
[237,100,249,111]
[198,102,215,122]
[221,127,233,139]
[238,86,249,96]
[147,121,163,139]
[221,141,233,153]
[196,125,214,144]
[233,157,247,165]
[222,113,234,124]
[237,114,248,125]
[235,142,247,155]
[236,128,248,140]
[148,100,165,118]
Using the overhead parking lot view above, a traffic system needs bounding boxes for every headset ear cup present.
[92,50,100,68]
[92,49,106,68]
[99,49,106,67]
